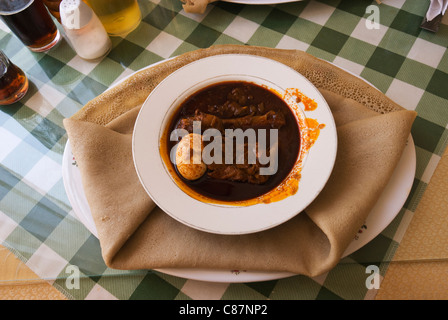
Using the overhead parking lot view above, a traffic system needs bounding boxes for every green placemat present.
[0,0,447,300]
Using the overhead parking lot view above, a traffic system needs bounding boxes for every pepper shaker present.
[60,0,111,60]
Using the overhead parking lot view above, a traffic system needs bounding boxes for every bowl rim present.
[158,73,310,204]
[132,54,337,235]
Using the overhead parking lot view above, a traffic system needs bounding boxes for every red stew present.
[166,81,301,202]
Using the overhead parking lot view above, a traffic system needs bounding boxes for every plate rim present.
[223,0,302,4]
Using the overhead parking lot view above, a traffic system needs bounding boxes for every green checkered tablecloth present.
[0,0,447,300]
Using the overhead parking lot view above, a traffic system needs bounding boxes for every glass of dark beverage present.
[0,50,29,105]
[0,0,61,52]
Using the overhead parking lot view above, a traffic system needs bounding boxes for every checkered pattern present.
[1,0,447,300]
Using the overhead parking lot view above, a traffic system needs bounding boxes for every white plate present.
[62,57,416,283]
[132,54,337,235]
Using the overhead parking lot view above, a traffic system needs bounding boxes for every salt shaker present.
[60,0,111,60]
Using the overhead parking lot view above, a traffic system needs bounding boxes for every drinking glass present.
[0,0,61,52]
[84,0,141,36]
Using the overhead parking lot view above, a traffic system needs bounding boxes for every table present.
[1,0,447,300]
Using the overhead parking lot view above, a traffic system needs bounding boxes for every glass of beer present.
[0,51,29,105]
[84,0,141,36]
[0,0,61,52]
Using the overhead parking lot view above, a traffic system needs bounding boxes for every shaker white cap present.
[60,0,93,30]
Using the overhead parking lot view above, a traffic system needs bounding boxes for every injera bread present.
[64,45,416,277]
[181,0,218,13]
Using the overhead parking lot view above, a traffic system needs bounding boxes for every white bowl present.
[132,54,337,235]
